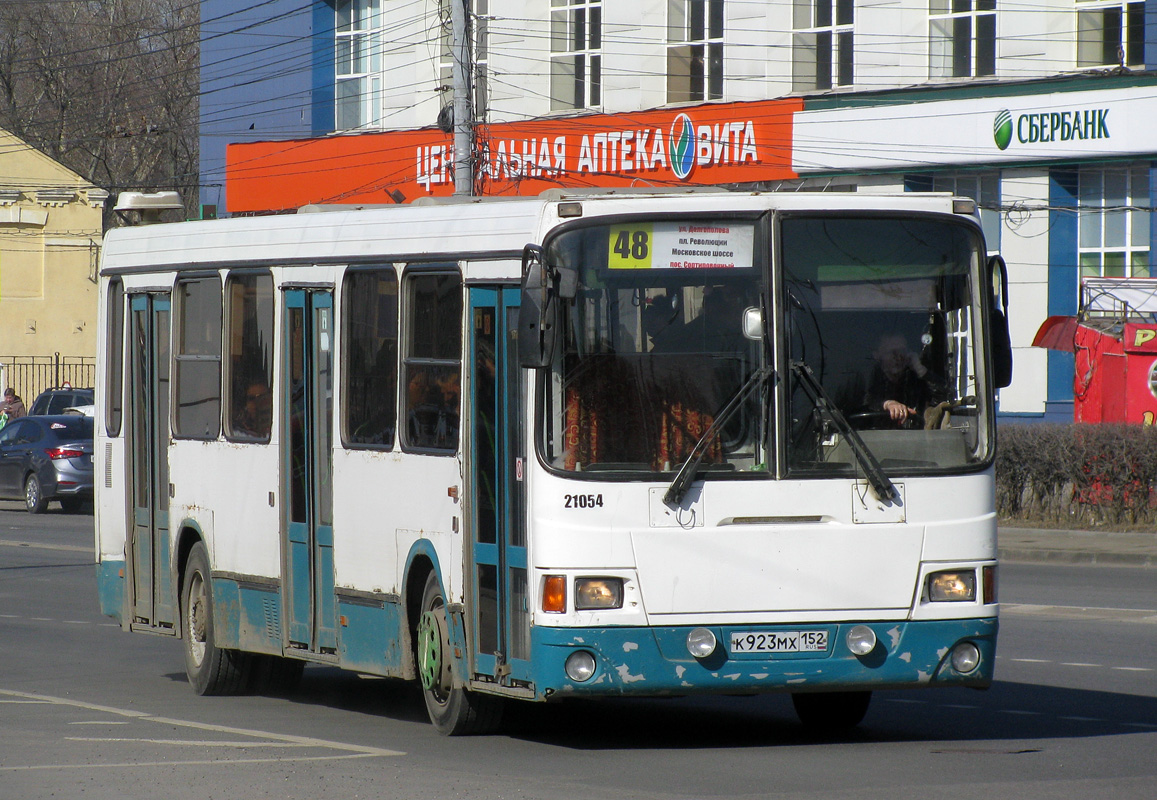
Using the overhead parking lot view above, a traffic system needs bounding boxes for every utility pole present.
[451,0,472,195]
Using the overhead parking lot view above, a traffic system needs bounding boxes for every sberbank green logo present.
[993,109,1012,151]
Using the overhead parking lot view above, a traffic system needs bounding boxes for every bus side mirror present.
[518,245,556,368]
[742,307,763,341]
[988,255,1013,389]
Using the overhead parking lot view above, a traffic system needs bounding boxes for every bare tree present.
[0,0,199,225]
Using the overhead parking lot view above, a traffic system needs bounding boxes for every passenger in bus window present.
[852,332,947,429]
[235,381,272,438]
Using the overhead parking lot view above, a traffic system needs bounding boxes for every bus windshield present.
[541,218,768,475]
[540,212,992,480]
[783,215,992,476]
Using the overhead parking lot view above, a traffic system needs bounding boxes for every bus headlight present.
[565,650,597,682]
[950,642,981,674]
[927,570,976,602]
[846,625,877,656]
[575,578,623,610]
[686,627,717,658]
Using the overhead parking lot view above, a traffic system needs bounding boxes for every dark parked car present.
[29,387,94,417]
[0,415,94,513]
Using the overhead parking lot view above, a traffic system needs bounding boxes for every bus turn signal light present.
[542,575,566,613]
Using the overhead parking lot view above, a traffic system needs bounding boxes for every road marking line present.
[0,689,405,760]
[1060,662,1100,667]
[69,721,130,725]
[1002,603,1157,624]
[1111,666,1152,672]
[68,738,322,747]
[0,754,381,771]
[998,710,1041,716]
[1010,658,1051,663]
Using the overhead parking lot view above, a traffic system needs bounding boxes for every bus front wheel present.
[791,690,872,732]
[182,542,250,695]
[416,572,502,735]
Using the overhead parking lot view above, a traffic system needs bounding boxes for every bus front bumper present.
[529,617,997,700]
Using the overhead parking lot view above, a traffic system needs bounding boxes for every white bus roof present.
[100,190,975,274]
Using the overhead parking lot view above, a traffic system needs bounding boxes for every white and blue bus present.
[95,190,1011,734]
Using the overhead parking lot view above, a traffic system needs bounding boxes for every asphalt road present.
[1,508,1153,799]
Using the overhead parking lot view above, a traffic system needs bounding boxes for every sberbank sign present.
[993,107,1110,151]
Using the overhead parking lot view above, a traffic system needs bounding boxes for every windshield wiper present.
[790,361,898,503]
[664,365,773,507]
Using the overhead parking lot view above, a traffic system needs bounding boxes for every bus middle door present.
[282,289,337,654]
[468,286,530,687]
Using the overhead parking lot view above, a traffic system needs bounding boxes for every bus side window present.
[403,270,462,453]
[342,266,399,448]
[225,271,274,441]
[105,278,125,437]
[173,275,222,440]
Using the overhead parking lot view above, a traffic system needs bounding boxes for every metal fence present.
[0,354,96,407]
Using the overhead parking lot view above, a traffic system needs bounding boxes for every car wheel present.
[416,571,503,735]
[24,474,47,514]
[182,542,251,695]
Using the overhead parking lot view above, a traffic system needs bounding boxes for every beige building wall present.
[0,128,106,397]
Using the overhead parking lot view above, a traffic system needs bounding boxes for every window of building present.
[224,272,274,442]
[929,0,996,79]
[343,267,398,448]
[793,0,853,92]
[403,270,462,452]
[910,172,1002,249]
[174,276,222,439]
[668,0,722,103]
[336,0,383,130]
[440,0,490,120]
[1078,166,1151,279]
[551,0,601,110]
[105,278,124,437]
[1077,1,1145,68]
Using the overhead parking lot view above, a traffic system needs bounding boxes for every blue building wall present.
[1044,168,1079,423]
[199,0,326,216]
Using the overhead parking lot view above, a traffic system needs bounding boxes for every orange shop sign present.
[226,98,802,213]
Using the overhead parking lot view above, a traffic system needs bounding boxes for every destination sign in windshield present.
[607,221,755,270]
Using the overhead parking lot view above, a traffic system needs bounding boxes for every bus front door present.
[127,293,175,631]
[468,286,530,686]
[282,289,337,654]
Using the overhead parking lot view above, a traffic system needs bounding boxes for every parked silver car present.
[0,415,94,513]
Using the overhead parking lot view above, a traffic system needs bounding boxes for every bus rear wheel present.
[416,572,502,735]
[791,690,872,733]
[182,542,250,695]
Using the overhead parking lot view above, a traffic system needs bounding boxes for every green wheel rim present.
[417,610,442,692]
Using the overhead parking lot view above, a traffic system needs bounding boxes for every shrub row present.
[996,423,1157,529]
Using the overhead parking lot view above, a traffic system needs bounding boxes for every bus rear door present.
[127,293,175,631]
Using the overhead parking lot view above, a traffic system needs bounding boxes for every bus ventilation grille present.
[262,597,280,642]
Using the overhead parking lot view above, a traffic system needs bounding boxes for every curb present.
[998,548,1155,568]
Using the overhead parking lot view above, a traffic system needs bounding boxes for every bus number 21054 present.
[564,493,604,509]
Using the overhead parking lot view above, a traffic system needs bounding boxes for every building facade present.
[0,128,106,399]
[200,0,1157,422]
